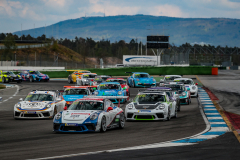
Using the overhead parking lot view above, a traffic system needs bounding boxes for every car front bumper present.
[125,109,167,120]
[14,110,53,119]
[53,123,97,132]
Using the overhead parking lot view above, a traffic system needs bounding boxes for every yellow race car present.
[67,70,91,83]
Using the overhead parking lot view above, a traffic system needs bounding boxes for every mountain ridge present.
[13,15,240,47]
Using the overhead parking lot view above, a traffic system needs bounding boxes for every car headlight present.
[90,113,98,120]
[127,104,134,109]
[182,92,186,96]
[55,113,61,120]
[46,104,51,108]
[136,79,140,81]
[94,91,99,95]
[16,103,21,108]
[158,104,165,110]
[192,86,196,90]
[118,91,122,95]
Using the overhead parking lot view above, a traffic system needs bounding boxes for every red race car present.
[106,78,130,100]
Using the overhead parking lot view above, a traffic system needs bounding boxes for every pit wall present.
[40,66,218,78]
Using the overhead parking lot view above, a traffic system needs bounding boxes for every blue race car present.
[62,86,97,107]
[18,70,50,82]
[127,72,156,88]
[93,82,127,103]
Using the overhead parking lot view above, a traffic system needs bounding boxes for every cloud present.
[41,0,68,8]
[149,4,188,17]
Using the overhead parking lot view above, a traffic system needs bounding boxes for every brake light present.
[63,106,67,110]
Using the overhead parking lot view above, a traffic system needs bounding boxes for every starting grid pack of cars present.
[6,69,199,133]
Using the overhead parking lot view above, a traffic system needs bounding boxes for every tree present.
[3,34,17,60]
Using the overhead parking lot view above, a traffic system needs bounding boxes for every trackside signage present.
[123,55,160,66]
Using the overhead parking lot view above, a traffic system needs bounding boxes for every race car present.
[94,82,128,103]
[174,78,198,97]
[159,75,182,86]
[90,75,112,86]
[106,78,130,98]
[127,72,156,88]
[14,90,65,119]
[67,70,91,84]
[147,87,181,111]
[53,96,127,133]
[125,88,177,121]
[63,86,97,107]
[0,70,22,83]
[17,70,49,82]
[163,83,191,105]
[76,73,97,86]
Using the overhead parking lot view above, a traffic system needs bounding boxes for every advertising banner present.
[123,55,160,66]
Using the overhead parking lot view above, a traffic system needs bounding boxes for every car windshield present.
[68,101,104,110]
[4,71,15,76]
[164,85,184,91]
[134,94,165,104]
[106,79,126,84]
[134,74,149,78]
[175,80,193,85]
[81,71,91,73]
[83,74,96,78]
[30,71,41,74]
[99,84,121,90]
[165,76,180,82]
[102,77,111,81]
[63,89,89,95]
[24,94,54,101]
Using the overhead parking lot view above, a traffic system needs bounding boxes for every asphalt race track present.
[0,80,206,160]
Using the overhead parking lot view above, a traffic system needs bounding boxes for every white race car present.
[53,96,128,133]
[174,78,198,97]
[14,90,66,119]
[125,89,177,121]
[159,75,182,86]
[76,73,97,86]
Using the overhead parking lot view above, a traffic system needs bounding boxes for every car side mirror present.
[187,88,190,91]
[19,98,23,101]
[107,107,113,112]
[195,83,198,85]
[63,106,68,110]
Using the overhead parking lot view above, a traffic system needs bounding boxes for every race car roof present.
[133,72,149,74]
[82,73,97,75]
[64,86,97,89]
[165,75,182,77]
[67,70,90,72]
[174,78,193,80]
[77,98,104,101]
[100,82,121,85]
[106,78,124,80]
[30,91,55,95]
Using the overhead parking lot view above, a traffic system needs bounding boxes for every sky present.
[1,0,240,33]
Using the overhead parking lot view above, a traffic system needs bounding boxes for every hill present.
[13,15,240,47]
[0,43,95,67]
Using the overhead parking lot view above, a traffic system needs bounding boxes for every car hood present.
[136,78,154,83]
[98,90,119,96]
[63,95,85,101]
[62,110,95,122]
[19,101,50,109]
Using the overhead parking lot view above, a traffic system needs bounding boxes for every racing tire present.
[30,76,34,82]
[118,113,125,129]
[100,116,107,132]
[3,77,6,83]
[68,77,73,84]
[132,80,135,88]
[177,104,181,112]
[53,106,57,119]
[80,81,83,86]
[166,108,171,121]
[173,108,177,118]
[187,98,190,105]
[17,80,21,83]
